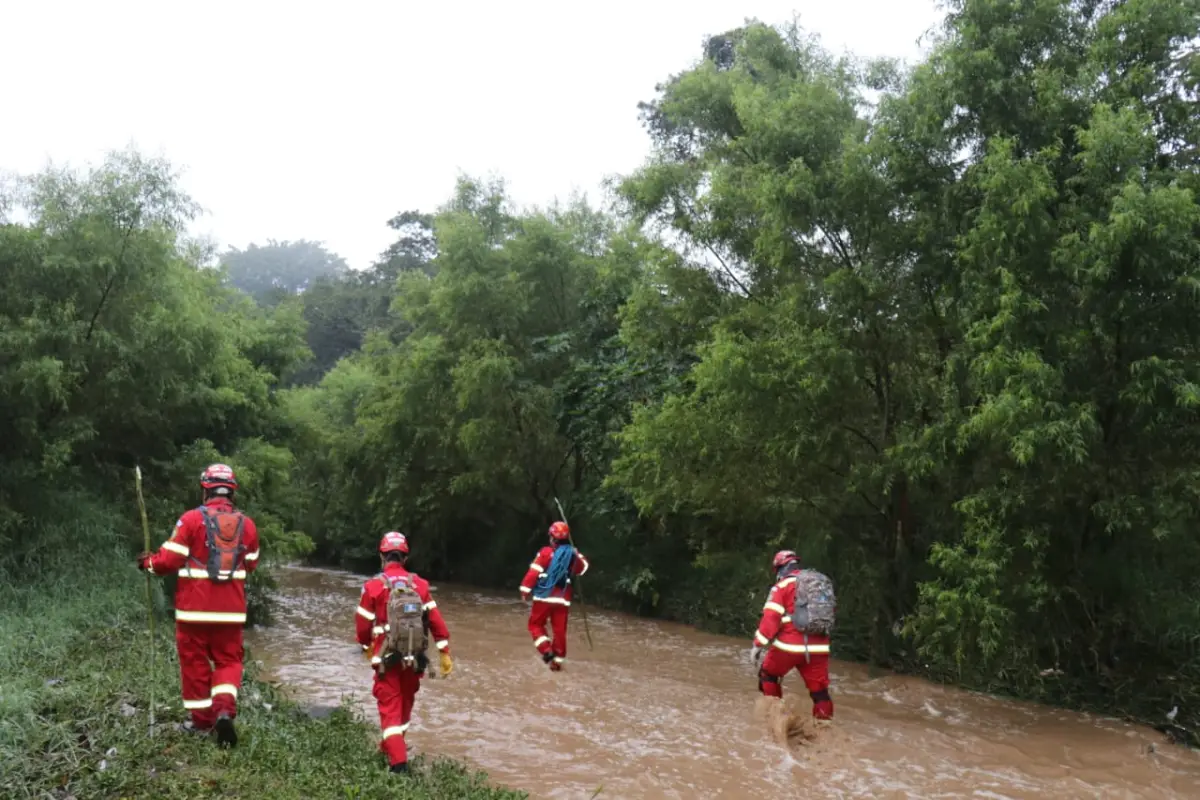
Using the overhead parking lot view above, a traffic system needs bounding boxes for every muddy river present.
[245,566,1200,799]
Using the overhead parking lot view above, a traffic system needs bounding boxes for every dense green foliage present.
[276,0,1200,741]
[0,150,318,626]
[3,0,1197,756]
[0,154,516,795]
[0,519,521,799]
[0,148,314,582]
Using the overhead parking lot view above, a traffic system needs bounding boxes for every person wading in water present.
[355,531,453,774]
[520,521,590,671]
[750,550,836,722]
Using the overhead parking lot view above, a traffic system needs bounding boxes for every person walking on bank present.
[750,550,836,721]
[520,521,590,671]
[355,531,453,774]
[137,463,260,747]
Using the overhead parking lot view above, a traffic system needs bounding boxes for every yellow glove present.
[439,651,454,677]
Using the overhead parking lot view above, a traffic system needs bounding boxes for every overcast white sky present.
[3,0,943,269]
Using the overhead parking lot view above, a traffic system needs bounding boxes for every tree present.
[222,239,348,305]
[0,150,311,572]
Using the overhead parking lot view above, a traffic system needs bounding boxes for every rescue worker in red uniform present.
[751,550,834,721]
[355,532,453,774]
[137,463,260,747]
[520,521,589,671]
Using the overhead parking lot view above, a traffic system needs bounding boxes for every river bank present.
[0,550,523,799]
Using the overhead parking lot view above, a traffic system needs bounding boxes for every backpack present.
[197,506,247,582]
[789,569,836,635]
[533,545,576,599]
[378,573,429,667]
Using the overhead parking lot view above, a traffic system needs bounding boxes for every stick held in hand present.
[135,466,156,737]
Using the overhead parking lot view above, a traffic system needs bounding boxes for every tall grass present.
[0,509,524,799]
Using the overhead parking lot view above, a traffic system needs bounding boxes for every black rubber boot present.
[390,762,409,775]
[215,714,238,748]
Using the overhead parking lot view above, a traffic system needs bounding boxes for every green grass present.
[0,518,525,799]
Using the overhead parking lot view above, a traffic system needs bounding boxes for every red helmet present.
[548,521,571,542]
[773,550,799,570]
[379,531,409,554]
[200,463,237,492]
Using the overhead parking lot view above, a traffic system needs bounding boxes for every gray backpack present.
[378,574,428,669]
[790,569,836,635]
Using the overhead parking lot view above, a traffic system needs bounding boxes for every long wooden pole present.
[135,466,156,737]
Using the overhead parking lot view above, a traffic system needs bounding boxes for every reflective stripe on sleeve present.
[162,540,189,556]
[754,631,770,646]
[519,586,532,594]
[435,639,450,651]
[356,606,376,621]
[529,563,544,573]
[422,600,437,611]
[763,601,786,614]
[577,556,590,576]
[244,550,260,562]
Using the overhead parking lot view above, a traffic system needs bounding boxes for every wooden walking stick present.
[135,466,156,737]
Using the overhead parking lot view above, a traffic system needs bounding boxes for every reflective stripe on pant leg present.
[528,603,553,654]
[209,625,244,718]
[373,672,409,766]
[550,605,569,659]
[400,669,419,738]
[175,623,215,725]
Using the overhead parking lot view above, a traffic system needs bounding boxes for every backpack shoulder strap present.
[781,573,801,614]
[232,512,246,550]
[381,572,413,591]
[196,505,219,550]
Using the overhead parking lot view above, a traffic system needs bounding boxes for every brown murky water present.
[246,566,1200,799]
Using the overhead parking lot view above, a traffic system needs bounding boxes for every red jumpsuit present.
[143,497,260,729]
[520,544,589,667]
[754,571,834,719]
[355,563,451,767]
